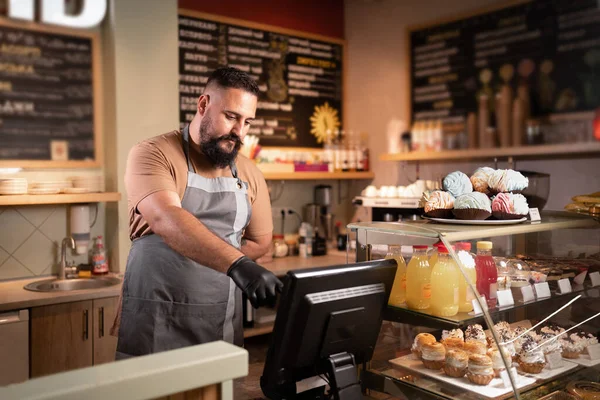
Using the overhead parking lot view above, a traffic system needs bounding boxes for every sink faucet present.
[60,237,76,280]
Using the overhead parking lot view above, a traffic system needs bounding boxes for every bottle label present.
[422,283,432,299]
[454,287,459,304]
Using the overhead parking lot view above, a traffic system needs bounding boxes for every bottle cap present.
[413,245,428,250]
[477,241,493,250]
[437,244,455,253]
[456,242,472,251]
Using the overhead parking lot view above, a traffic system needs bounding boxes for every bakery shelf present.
[0,192,121,206]
[379,142,600,162]
[262,171,374,180]
[348,211,598,243]
[383,282,599,329]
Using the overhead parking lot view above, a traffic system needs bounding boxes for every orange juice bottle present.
[429,244,459,317]
[456,242,477,312]
[385,245,407,306]
[405,245,431,310]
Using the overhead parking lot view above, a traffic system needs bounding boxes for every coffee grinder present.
[314,184,334,251]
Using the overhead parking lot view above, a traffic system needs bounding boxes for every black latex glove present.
[227,256,283,308]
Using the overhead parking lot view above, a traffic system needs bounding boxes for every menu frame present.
[0,17,103,169]
[178,9,347,151]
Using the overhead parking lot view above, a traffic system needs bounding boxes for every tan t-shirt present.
[124,130,273,241]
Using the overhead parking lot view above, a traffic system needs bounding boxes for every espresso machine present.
[302,185,334,255]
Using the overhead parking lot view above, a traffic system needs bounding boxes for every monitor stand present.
[296,352,363,400]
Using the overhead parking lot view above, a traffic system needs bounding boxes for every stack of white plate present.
[70,176,105,192]
[0,178,28,195]
[30,181,72,192]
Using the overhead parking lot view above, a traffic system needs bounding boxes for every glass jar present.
[495,257,514,290]
[507,259,531,288]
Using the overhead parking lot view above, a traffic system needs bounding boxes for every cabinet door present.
[93,297,118,365]
[31,300,93,377]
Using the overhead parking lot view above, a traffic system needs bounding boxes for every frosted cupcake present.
[441,329,465,351]
[453,192,492,220]
[465,324,487,345]
[470,167,495,194]
[421,342,446,370]
[466,354,494,385]
[411,333,436,360]
[444,349,469,377]
[443,171,473,198]
[464,341,487,355]
[488,347,511,378]
[424,190,455,219]
[537,332,562,363]
[518,340,546,373]
[487,169,529,194]
[561,336,586,359]
[492,193,529,219]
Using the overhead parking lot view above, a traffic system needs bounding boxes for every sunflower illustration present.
[309,102,340,143]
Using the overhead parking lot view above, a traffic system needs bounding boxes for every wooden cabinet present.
[92,296,118,365]
[31,300,93,378]
[30,296,119,378]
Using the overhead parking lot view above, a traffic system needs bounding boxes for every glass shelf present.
[383,282,600,329]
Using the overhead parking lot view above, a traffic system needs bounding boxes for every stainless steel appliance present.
[0,309,29,385]
[352,196,422,222]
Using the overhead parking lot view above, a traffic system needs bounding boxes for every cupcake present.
[453,192,492,220]
[492,193,529,220]
[421,342,446,370]
[444,349,469,377]
[537,332,562,365]
[411,333,436,360]
[443,171,473,198]
[443,337,465,351]
[464,341,487,355]
[540,324,565,336]
[465,324,487,345]
[561,337,586,359]
[466,354,495,385]
[487,169,529,195]
[571,331,599,353]
[442,328,464,342]
[488,347,511,378]
[470,167,495,194]
[424,190,455,218]
[518,340,546,374]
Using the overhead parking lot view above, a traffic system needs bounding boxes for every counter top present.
[0,276,122,313]
[0,251,356,312]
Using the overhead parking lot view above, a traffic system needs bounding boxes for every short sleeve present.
[244,172,273,239]
[124,141,177,213]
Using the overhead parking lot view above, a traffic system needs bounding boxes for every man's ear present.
[197,94,210,116]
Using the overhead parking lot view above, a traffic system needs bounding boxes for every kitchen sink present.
[24,277,121,292]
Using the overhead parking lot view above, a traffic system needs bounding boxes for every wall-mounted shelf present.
[380,142,600,162]
[0,192,121,206]
[263,171,375,180]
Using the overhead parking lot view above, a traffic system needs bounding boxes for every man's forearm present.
[241,237,270,260]
[153,205,243,273]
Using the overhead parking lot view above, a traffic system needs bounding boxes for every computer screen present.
[260,259,397,399]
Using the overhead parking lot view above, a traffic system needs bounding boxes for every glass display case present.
[348,211,600,400]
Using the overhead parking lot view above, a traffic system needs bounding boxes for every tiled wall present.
[0,204,105,281]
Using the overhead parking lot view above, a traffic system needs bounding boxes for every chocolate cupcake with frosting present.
[443,171,473,198]
[453,192,492,220]
[487,169,529,195]
[470,167,495,195]
[492,193,529,220]
[423,190,455,219]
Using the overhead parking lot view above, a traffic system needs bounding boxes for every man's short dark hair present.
[205,66,260,97]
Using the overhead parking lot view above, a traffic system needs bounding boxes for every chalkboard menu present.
[410,0,600,123]
[178,12,344,148]
[0,22,97,164]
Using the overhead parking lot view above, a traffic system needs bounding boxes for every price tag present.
[497,289,515,307]
[590,271,600,287]
[529,208,541,222]
[471,296,488,315]
[546,351,564,369]
[574,270,587,285]
[521,285,536,303]
[558,278,572,294]
[534,282,551,298]
[500,367,519,388]
[588,343,600,360]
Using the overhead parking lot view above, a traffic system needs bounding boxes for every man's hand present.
[227,256,283,308]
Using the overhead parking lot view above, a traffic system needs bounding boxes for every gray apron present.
[116,126,251,358]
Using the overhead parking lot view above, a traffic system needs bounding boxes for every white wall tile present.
[15,206,55,228]
[0,209,35,254]
[12,231,56,276]
[0,257,33,280]
[39,208,68,244]
[0,246,8,266]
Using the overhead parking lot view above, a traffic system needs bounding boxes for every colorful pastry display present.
[491,192,530,219]
[424,190,455,218]
[470,167,495,194]
[453,192,492,220]
[443,171,473,198]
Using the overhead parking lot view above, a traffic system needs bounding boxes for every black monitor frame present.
[260,259,397,400]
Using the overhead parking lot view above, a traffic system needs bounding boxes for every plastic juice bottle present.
[475,241,498,308]
[405,245,431,310]
[455,242,477,312]
[429,245,460,317]
[428,241,442,269]
[385,245,407,306]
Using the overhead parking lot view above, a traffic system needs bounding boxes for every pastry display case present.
[348,211,600,400]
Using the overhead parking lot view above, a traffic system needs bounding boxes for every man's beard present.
[199,116,242,168]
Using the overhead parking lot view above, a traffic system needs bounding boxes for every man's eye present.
[244,120,252,126]
[226,114,236,120]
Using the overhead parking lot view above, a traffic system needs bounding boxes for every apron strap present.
[182,124,243,185]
